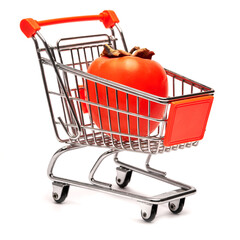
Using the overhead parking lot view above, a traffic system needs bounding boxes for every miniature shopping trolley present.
[20,10,214,222]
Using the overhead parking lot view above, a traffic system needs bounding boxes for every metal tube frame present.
[48,144,196,205]
[28,21,213,219]
[32,25,214,151]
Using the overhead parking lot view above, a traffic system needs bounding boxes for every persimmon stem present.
[129,46,140,54]
[101,44,155,60]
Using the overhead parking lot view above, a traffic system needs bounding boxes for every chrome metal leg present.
[114,152,196,201]
[89,149,119,188]
[47,144,84,179]
[47,145,169,204]
[47,144,196,222]
[145,154,167,177]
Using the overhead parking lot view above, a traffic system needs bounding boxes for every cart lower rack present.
[20,10,214,222]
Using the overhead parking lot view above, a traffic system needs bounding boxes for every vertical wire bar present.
[115,23,128,52]
[77,48,85,82]
[76,48,88,143]
[90,47,94,63]
[77,87,87,142]
[71,50,80,98]
[105,86,112,146]
[59,79,69,133]
[94,82,105,146]
[62,50,71,95]
[126,93,133,150]
[75,89,85,137]
[58,49,73,136]
[126,93,130,134]
[55,71,68,133]
[90,46,103,145]
[63,79,74,136]
[72,89,83,141]
[73,83,84,137]
[137,96,142,152]
[116,90,124,149]
[172,76,175,97]
[82,46,96,144]
[83,47,89,70]
[182,80,185,95]
[96,46,101,57]
[85,78,96,145]
[147,100,151,152]
[147,101,151,136]
[110,28,117,49]
[69,49,79,136]
[136,97,140,136]
[70,50,79,94]
[93,83,103,145]
[94,83,102,130]
[106,87,119,148]
[191,83,194,94]
[54,48,69,134]
[105,86,114,146]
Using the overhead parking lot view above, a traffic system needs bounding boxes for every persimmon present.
[86,45,168,140]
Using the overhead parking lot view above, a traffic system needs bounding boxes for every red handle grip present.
[20,10,119,38]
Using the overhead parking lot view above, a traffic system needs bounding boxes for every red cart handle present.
[20,10,119,38]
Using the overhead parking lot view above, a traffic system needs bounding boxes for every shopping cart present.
[20,10,214,222]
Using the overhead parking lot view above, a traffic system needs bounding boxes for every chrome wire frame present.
[32,26,214,155]
[48,145,196,206]
[31,23,213,213]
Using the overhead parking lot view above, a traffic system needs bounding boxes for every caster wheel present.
[168,198,185,214]
[116,167,132,188]
[52,182,70,204]
[141,204,158,222]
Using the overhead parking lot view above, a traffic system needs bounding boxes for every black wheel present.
[141,204,158,222]
[116,168,132,188]
[52,184,70,204]
[168,198,185,214]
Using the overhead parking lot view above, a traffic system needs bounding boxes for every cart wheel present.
[52,182,70,204]
[141,204,158,222]
[116,167,132,188]
[168,198,185,214]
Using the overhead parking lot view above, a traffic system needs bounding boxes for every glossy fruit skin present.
[86,56,168,140]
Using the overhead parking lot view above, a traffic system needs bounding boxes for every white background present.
[1,0,240,239]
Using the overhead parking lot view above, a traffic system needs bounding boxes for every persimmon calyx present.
[101,44,155,60]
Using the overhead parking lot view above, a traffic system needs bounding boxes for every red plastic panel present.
[164,95,213,146]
